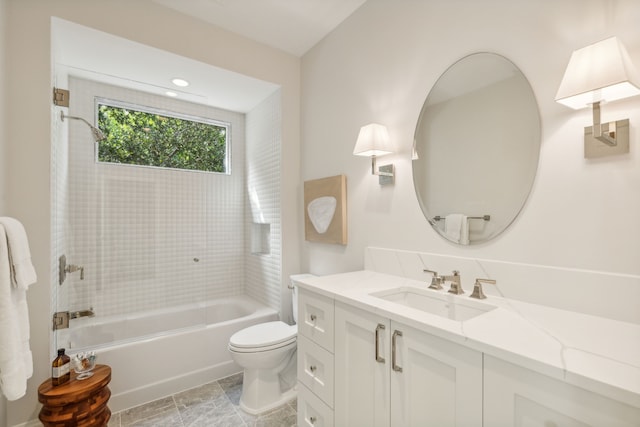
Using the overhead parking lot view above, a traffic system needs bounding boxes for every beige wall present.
[301,0,640,276]
[0,0,7,217]
[4,1,300,424]
[1,0,8,422]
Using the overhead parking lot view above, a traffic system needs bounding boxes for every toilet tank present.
[289,274,316,324]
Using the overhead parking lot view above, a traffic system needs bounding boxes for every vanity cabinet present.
[334,302,483,427]
[484,356,640,427]
[297,274,640,427]
[297,289,335,427]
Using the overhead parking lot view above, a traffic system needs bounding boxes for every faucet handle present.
[423,269,443,290]
[469,278,496,299]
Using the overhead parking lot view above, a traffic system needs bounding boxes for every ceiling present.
[152,0,368,56]
[53,18,280,113]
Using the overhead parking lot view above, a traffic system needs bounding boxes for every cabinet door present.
[484,355,640,427]
[390,321,483,427]
[335,302,390,427]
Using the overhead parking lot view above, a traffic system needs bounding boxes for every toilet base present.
[239,368,297,415]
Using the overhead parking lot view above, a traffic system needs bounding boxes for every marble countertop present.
[294,270,640,408]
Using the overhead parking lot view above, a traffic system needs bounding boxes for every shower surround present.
[52,76,282,352]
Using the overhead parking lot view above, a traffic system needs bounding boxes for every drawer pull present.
[375,323,386,363]
[310,314,317,322]
[309,415,317,424]
[309,365,317,373]
[392,329,403,372]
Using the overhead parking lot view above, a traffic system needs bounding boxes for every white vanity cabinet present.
[484,356,640,427]
[297,271,640,427]
[334,301,390,427]
[334,301,483,427]
[297,289,335,427]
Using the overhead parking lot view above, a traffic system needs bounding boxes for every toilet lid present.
[229,321,296,349]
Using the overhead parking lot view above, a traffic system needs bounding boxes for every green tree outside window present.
[97,102,229,173]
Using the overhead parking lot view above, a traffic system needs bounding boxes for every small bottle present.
[51,348,71,386]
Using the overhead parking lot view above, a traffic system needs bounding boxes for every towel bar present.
[432,215,490,222]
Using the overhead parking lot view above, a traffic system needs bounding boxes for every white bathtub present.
[67,295,278,412]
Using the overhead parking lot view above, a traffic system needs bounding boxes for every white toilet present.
[228,274,312,414]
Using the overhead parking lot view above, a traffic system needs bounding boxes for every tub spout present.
[70,308,95,319]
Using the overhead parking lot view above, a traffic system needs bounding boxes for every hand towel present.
[0,217,37,290]
[444,214,469,245]
[0,225,33,401]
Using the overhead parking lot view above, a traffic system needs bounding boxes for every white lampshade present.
[353,123,393,157]
[555,36,640,110]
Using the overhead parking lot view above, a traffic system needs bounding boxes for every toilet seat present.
[229,321,296,353]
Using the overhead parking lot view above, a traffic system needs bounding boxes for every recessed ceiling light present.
[165,91,178,97]
[171,78,189,87]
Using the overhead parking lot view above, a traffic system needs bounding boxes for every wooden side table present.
[38,364,111,427]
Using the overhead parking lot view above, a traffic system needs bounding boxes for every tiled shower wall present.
[245,91,282,313]
[54,76,280,318]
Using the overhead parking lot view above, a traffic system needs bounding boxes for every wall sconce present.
[555,36,640,158]
[353,123,395,185]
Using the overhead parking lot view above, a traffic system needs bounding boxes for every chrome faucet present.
[423,269,444,290]
[443,270,463,295]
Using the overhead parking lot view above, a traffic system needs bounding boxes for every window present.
[97,99,230,173]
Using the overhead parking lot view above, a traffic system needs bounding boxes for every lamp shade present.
[555,37,640,110]
[353,123,393,156]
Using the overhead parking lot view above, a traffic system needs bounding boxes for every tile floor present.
[107,373,297,427]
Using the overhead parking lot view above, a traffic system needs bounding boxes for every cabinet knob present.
[309,416,317,424]
[309,365,317,373]
[310,314,317,322]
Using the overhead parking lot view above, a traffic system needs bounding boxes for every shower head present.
[60,111,106,142]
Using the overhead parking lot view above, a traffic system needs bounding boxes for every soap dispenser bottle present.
[51,348,71,386]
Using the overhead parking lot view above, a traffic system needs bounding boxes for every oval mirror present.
[413,53,540,245]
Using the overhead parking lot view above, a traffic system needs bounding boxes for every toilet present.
[228,274,312,414]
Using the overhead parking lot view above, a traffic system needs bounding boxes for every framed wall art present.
[304,175,347,245]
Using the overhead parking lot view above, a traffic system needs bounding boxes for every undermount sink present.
[370,286,496,321]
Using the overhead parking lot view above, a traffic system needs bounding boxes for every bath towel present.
[0,224,33,401]
[0,217,37,290]
[444,214,469,245]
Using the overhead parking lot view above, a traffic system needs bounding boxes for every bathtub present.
[65,295,278,412]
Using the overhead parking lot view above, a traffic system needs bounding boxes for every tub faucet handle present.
[65,264,84,280]
[59,255,85,284]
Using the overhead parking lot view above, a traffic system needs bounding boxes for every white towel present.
[0,217,37,290]
[0,225,33,401]
[444,214,469,245]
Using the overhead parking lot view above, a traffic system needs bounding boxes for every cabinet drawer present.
[298,289,334,352]
[298,335,334,408]
[298,383,334,427]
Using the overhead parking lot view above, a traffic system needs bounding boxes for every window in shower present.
[96,99,230,173]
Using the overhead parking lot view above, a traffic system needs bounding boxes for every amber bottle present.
[51,348,71,386]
